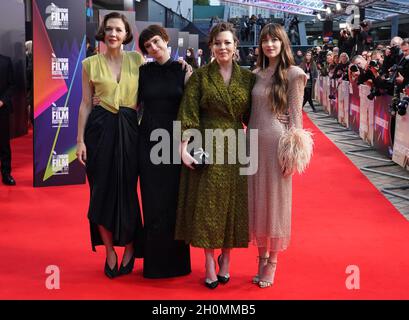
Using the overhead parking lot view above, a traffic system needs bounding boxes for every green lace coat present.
[175,61,255,248]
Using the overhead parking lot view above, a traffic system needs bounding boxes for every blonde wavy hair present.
[257,23,295,114]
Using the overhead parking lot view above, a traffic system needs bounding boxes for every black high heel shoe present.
[204,259,219,289]
[104,251,119,279]
[119,256,135,275]
[204,278,219,289]
[217,254,230,284]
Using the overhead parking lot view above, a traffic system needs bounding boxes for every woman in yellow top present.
[76,12,144,279]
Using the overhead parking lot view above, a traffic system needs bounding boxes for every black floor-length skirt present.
[139,116,191,278]
[84,106,143,257]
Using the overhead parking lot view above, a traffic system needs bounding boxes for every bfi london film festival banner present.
[337,80,349,128]
[359,85,374,145]
[392,95,409,170]
[313,77,319,101]
[329,79,338,119]
[318,76,323,105]
[322,77,330,114]
[373,94,393,158]
[33,0,86,187]
[349,81,360,135]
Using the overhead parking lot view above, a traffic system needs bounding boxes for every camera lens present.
[369,60,378,67]
[398,105,407,116]
[397,98,409,116]
[350,65,358,72]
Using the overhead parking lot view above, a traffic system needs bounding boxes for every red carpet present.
[1,113,409,300]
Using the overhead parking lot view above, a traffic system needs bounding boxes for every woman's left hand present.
[178,59,193,74]
[282,166,293,177]
[277,113,290,125]
[92,95,101,107]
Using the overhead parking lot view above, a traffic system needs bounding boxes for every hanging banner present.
[337,80,349,128]
[349,81,360,135]
[373,94,394,158]
[318,76,323,105]
[392,95,409,170]
[359,85,374,145]
[33,0,86,187]
[329,78,338,119]
[313,78,319,101]
[322,77,331,114]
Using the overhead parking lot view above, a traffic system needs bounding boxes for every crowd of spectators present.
[291,20,409,103]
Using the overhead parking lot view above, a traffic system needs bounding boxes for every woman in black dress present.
[77,12,144,279]
[138,25,192,278]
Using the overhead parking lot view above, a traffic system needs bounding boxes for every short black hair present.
[138,25,169,55]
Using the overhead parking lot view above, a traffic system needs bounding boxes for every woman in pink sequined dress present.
[247,23,307,288]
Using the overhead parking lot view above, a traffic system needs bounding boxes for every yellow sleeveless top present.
[82,51,143,113]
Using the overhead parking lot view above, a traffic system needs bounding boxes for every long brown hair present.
[257,23,295,114]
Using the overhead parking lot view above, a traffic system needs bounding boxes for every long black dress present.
[138,59,191,278]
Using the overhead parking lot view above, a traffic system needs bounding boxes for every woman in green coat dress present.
[175,22,255,289]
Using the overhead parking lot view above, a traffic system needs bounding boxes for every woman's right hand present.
[92,95,101,107]
[76,142,87,166]
[180,140,198,170]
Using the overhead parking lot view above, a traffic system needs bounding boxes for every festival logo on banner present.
[45,2,69,30]
[324,77,331,114]
[349,81,360,134]
[319,76,323,106]
[51,150,69,175]
[373,94,393,158]
[322,77,330,113]
[51,102,69,128]
[338,81,349,128]
[51,53,69,79]
[359,85,374,145]
[330,79,338,119]
[392,111,409,170]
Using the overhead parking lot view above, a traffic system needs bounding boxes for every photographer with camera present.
[389,39,409,119]
[333,52,350,81]
[382,37,403,76]
[350,20,374,57]
[328,52,350,101]
[339,28,354,57]
[395,39,409,92]
[348,55,367,84]
[316,38,333,70]
[354,50,390,100]
[319,51,335,77]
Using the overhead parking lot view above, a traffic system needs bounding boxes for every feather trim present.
[278,127,314,175]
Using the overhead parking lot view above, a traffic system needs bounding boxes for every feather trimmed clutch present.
[278,126,314,175]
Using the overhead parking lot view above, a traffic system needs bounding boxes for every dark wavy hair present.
[95,12,133,45]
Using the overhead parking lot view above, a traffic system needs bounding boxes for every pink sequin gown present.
[248,65,307,251]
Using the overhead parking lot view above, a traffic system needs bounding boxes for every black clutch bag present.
[190,147,210,169]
